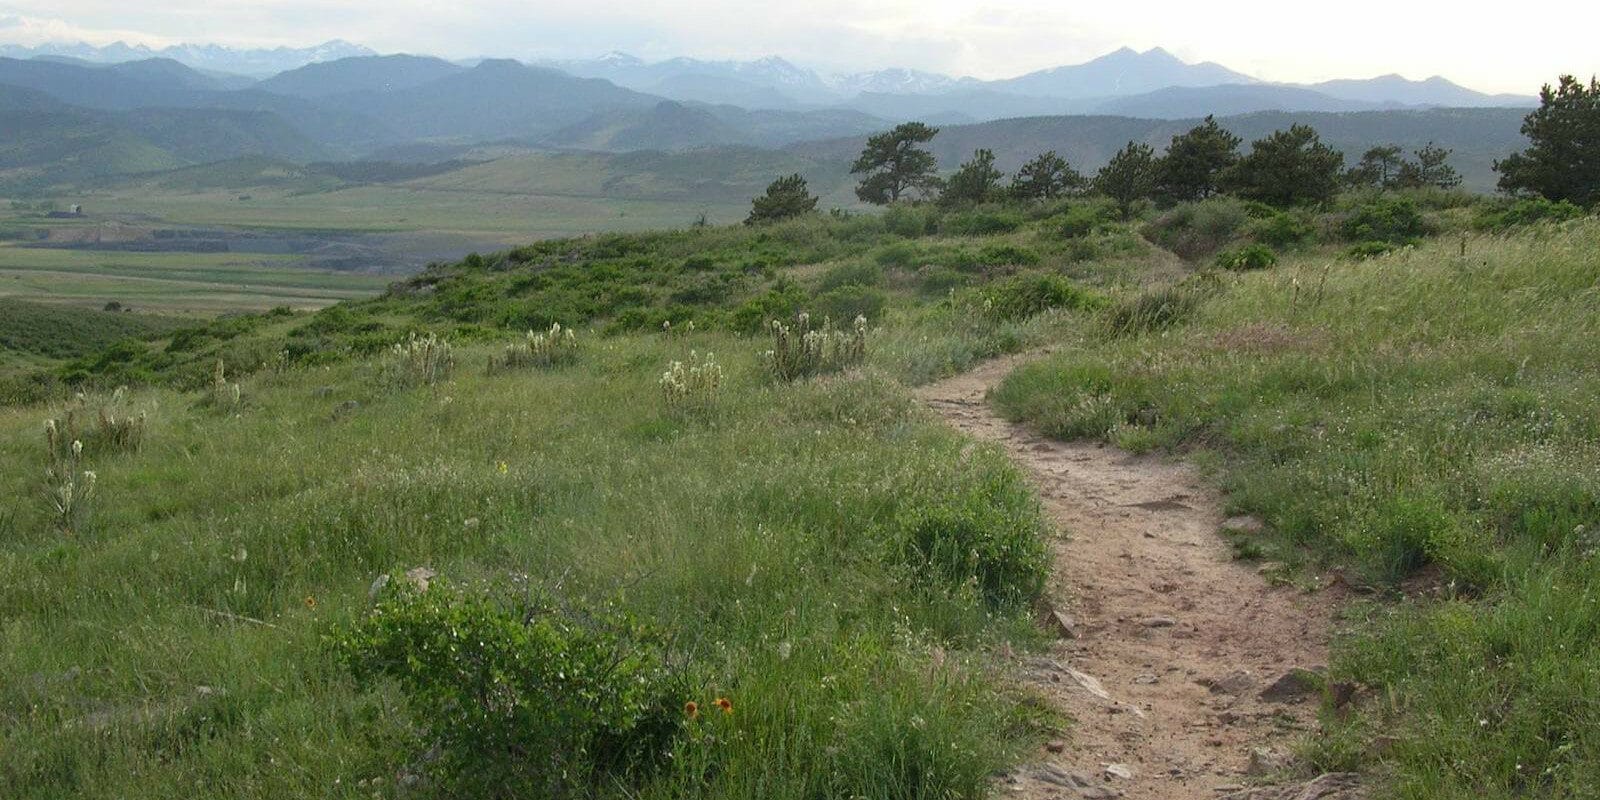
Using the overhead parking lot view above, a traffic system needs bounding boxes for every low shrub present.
[940,209,1024,236]
[817,261,886,291]
[1215,243,1278,271]
[382,332,454,388]
[894,479,1048,608]
[814,285,888,324]
[659,351,724,415]
[335,578,683,796]
[488,323,580,373]
[1143,196,1251,260]
[1104,282,1210,337]
[764,313,867,381]
[977,273,1103,322]
[882,204,941,237]
[1340,196,1429,244]
[917,267,969,297]
[1248,211,1315,249]
[1474,197,1586,231]
[1345,240,1398,260]
[977,243,1041,266]
[1054,200,1121,238]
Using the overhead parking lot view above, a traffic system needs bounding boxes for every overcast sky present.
[2,1,1595,93]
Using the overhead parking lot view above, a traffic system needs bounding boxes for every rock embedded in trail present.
[1259,668,1323,704]
[1222,515,1266,535]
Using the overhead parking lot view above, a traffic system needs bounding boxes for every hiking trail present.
[914,354,1358,800]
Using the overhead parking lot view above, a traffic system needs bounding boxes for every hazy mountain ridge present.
[0,39,374,77]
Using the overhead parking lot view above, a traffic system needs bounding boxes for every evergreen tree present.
[1093,141,1158,219]
[745,174,819,225]
[1221,124,1345,206]
[1347,145,1405,189]
[1153,115,1241,204]
[1496,76,1600,206]
[1010,151,1085,201]
[851,122,942,204]
[1397,142,1462,190]
[941,149,1005,206]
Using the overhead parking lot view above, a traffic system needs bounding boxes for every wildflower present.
[303,595,317,610]
[497,461,509,475]
[715,697,733,715]
[71,440,83,457]
[684,701,700,719]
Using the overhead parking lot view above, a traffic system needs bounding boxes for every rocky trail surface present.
[914,355,1361,800]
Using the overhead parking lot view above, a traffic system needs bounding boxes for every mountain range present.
[0,41,1538,193]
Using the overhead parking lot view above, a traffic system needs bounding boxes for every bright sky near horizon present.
[0,1,1594,94]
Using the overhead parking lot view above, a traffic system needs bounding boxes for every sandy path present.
[915,355,1352,800]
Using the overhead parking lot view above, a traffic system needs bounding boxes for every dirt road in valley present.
[914,355,1358,800]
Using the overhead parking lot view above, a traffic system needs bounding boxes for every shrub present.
[1055,200,1120,238]
[882,204,940,237]
[817,261,885,291]
[1340,196,1429,244]
[45,387,146,456]
[940,209,1024,236]
[1345,240,1398,260]
[660,351,724,414]
[382,332,454,388]
[977,243,1040,266]
[895,488,1048,608]
[335,578,682,795]
[917,267,968,297]
[764,313,868,382]
[1474,197,1586,231]
[488,323,580,373]
[873,241,922,268]
[978,273,1103,322]
[1215,243,1278,271]
[1248,211,1315,249]
[814,285,888,324]
[1142,196,1251,260]
[1104,283,1209,336]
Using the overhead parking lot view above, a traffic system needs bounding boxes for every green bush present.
[1340,196,1429,244]
[1215,243,1278,271]
[1248,211,1315,249]
[1345,240,1398,260]
[894,480,1048,608]
[940,209,1024,236]
[1054,200,1120,238]
[977,243,1040,266]
[882,204,940,237]
[335,578,683,795]
[817,261,886,291]
[814,285,888,324]
[873,241,923,268]
[1104,282,1210,336]
[1142,196,1251,260]
[1474,197,1586,231]
[978,273,1103,322]
[917,267,968,296]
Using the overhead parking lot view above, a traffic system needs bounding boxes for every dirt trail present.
[915,355,1350,800]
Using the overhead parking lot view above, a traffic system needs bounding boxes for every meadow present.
[1,178,1595,798]
[995,219,1600,798]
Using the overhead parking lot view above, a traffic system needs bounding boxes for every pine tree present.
[1397,143,1462,190]
[1093,141,1158,219]
[1153,116,1240,204]
[1221,124,1344,206]
[1010,151,1085,201]
[941,149,1004,206]
[746,174,819,225]
[1495,76,1600,206]
[1347,145,1405,189]
[851,122,942,204]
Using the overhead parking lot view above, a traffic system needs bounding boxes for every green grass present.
[0,332,1054,798]
[993,218,1600,798]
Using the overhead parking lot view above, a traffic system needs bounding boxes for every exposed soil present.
[914,355,1358,800]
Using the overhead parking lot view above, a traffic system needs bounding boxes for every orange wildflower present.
[684,701,700,719]
[303,595,317,610]
[715,697,733,715]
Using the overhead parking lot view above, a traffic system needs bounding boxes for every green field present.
[0,245,391,314]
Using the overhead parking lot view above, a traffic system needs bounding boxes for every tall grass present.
[0,332,1051,798]
[994,219,1600,797]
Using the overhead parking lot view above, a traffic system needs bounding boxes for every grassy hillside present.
[0,329,1060,798]
[995,218,1600,798]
